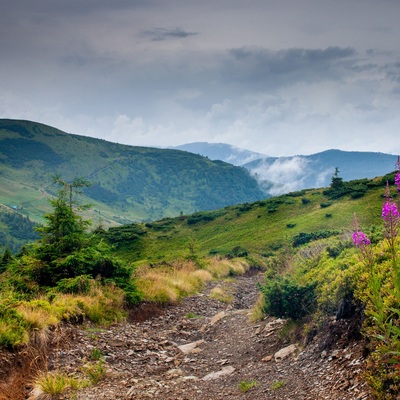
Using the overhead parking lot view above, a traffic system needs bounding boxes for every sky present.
[1,0,400,157]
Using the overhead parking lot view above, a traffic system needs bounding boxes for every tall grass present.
[136,258,250,304]
[0,283,126,348]
[136,260,212,303]
[29,370,86,399]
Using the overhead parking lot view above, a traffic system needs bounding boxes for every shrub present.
[0,320,29,348]
[351,191,366,199]
[292,230,339,247]
[260,276,317,320]
[56,275,93,294]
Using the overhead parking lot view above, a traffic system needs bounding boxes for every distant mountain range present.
[172,142,398,195]
[0,120,265,231]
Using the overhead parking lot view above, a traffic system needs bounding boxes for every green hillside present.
[0,164,398,397]
[0,119,265,227]
[0,205,39,252]
[103,174,391,265]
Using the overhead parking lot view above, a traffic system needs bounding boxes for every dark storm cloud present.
[141,28,198,41]
[224,46,357,88]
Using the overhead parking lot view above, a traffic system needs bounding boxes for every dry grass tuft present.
[136,257,250,305]
[205,257,250,278]
[249,293,266,322]
[29,370,86,399]
[209,286,234,303]
[137,260,213,304]
[17,304,58,331]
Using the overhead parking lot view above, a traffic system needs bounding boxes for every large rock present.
[274,344,298,361]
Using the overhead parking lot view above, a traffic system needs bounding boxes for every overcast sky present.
[1,0,400,157]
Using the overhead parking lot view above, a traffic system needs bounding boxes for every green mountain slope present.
[103,174,392,265]
[0,119,265,227]
[0,205,39,252]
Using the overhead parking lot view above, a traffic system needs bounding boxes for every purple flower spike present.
[395,172,400,191]
[352,231,371,247]
[382,201,400,222]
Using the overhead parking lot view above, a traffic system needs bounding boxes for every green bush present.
[292,230,339,247]
[56,275,93,294]
[260,276,317,320]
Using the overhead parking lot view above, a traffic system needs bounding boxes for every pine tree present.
[35,176,91,262]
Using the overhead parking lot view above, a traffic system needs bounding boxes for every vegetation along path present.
[1,271,372,399]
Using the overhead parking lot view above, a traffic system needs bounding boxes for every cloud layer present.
[1,0,400,156]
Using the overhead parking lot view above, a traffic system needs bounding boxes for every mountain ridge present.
[173,142,397,195]
[0,119,265,231]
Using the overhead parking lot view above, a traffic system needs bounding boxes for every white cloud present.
[251,157,311,195]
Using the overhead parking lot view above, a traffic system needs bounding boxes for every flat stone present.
[274,344,298,361]
[210,311,227,326]
[177,340,205,354]
[176,375,199,382]
[202,366,235,381]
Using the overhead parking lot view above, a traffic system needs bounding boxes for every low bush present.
[260,276,317,320]
[292,230,339,247]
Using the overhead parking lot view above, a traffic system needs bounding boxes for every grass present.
[136,258,250,304]
[209,286,234,303]
[81,360,106,384]
[249,293,266,322]
[239,380,258,393]
[135,261,210,304]
[30,370,87,399]
[111,182,384,266]
[89,348,103,360]
[186,312,203,319]
[271,380,286,390]
[0,283,127,348]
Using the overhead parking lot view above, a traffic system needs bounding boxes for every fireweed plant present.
[352,162,400,398]
[352,213,374,267]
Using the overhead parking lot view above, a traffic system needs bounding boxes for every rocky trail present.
[1,271,373,399]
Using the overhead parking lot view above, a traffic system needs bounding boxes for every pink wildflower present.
[352,231,371,248]
[351,231,371,247]
[395,172,400,191]
[382,201,400,222]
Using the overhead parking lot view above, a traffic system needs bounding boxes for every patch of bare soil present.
[0,271,373,399]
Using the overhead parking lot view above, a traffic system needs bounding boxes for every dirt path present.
[2,272,373,399]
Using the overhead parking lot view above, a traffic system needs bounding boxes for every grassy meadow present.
[1,169,399,398]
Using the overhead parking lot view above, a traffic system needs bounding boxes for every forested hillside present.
[0,206,38,253]
[0,119,265,229]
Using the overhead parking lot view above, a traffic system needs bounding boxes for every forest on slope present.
[0,119,265,230]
